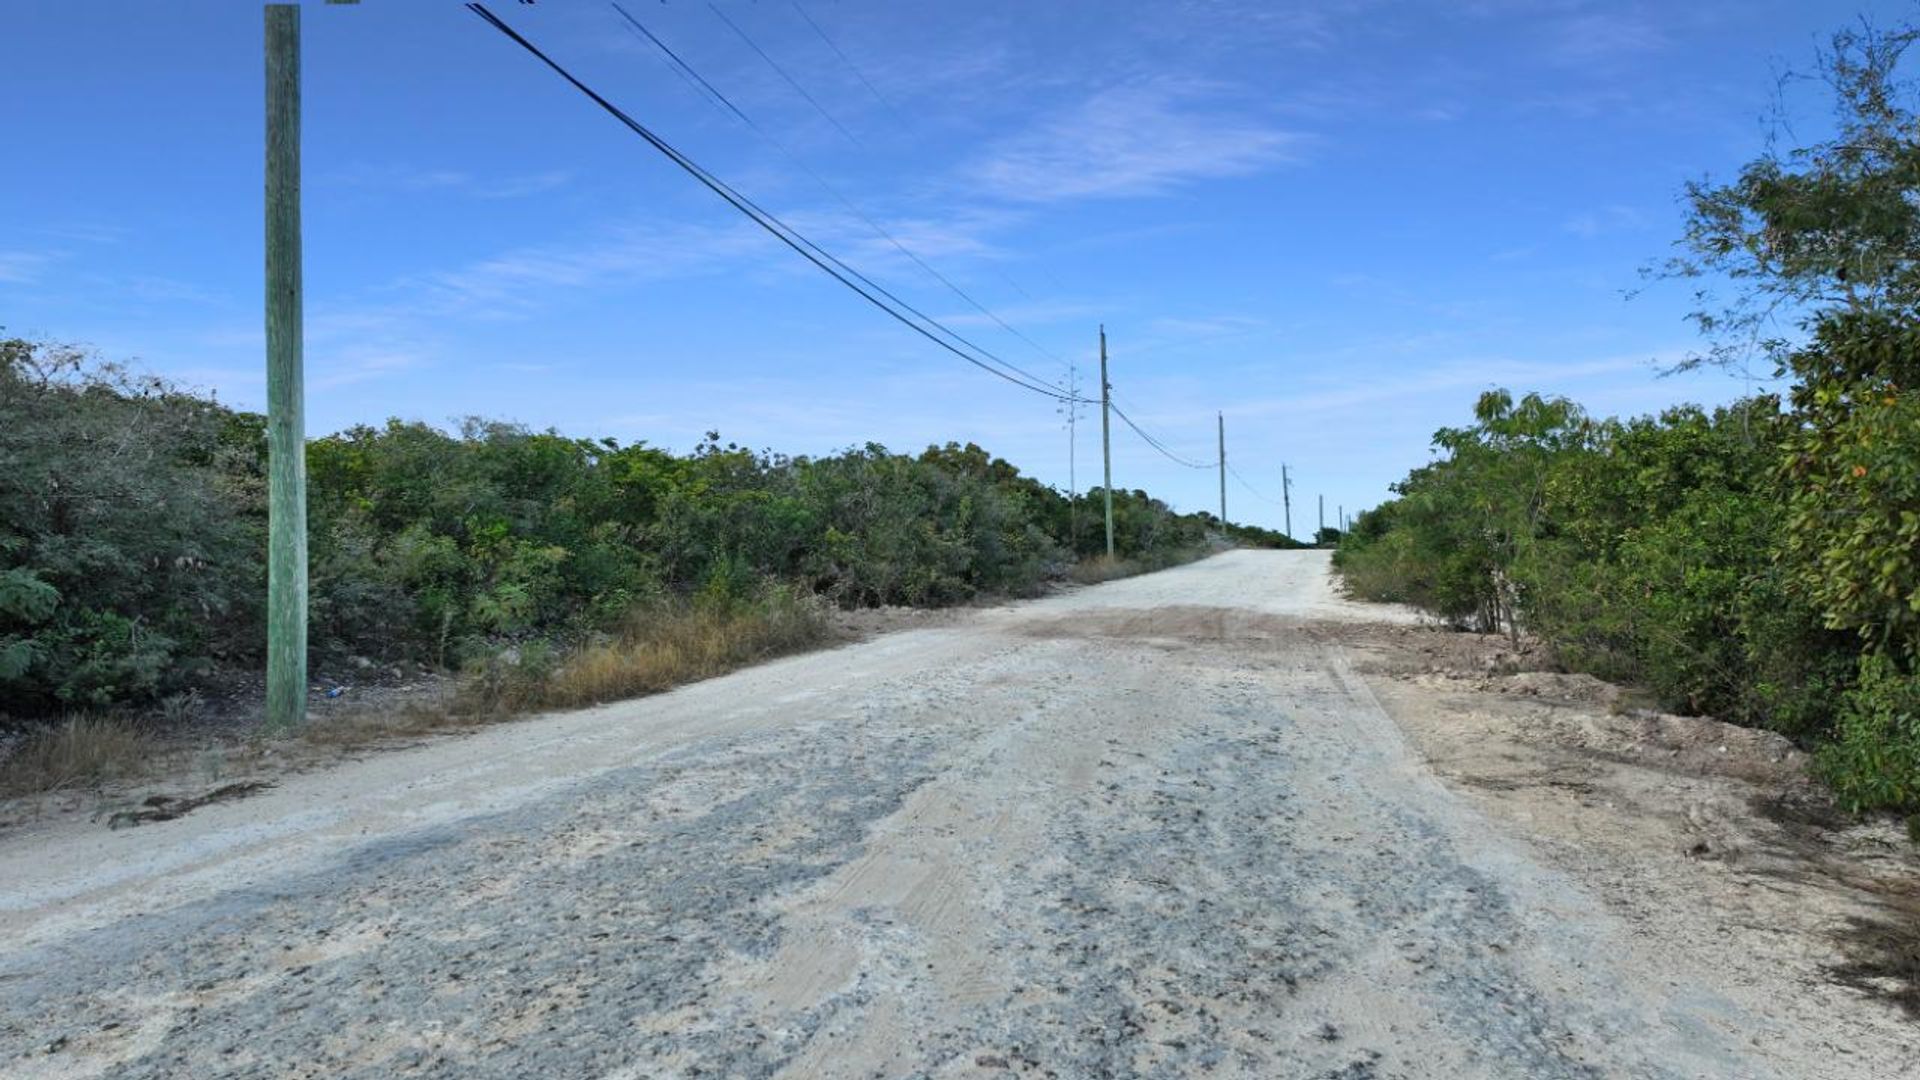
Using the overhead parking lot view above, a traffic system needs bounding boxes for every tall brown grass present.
[0,588,834,797]
[451,585,833,720]
[1069,544,1214,586]
[0,715,158,796]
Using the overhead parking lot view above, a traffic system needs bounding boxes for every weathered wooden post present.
[1217,411,1226,526]
[265,3,307,729]
[1100,325,1114,558]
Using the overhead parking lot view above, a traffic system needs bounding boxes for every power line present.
[612,3,752,127]
[466,3,1084,403]
[610,2,1069,386]
[787,0,901,123]
[1106,384,1221,469]
[1226,460,1285,506]
[777,0,1071,336]
[707,2,861,146]
[473,2,1225,476]
[1109,402,1217,470]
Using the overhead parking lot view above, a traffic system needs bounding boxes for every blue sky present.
[1,1,1902,534]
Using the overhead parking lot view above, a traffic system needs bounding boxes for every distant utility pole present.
[1063,355,1079,549]
[1318,495,1325,540]
[264,4,307,730]
[1281,463,1293,540]
[1339,505,1346,535]
[1216,411,1227,526]
[1100,325,1114,558]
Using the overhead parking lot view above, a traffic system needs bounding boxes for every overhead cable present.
[1109,403,1218,470]
[467,4,1088,403]
[788,0,901,121]
[1226,460,1286,505]
[706,2,861,146]
[610,2,1069,384]
[473,1,1232,480]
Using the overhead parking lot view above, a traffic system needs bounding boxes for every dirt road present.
[0,552,1898,1077]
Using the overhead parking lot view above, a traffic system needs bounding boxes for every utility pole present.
[265,3,306,730]
[1100,325,1114,558]
[1216,411,1227,526]
[1064,356,1078,549]
[1281,463,1293,540]
[1339,505,1345,536]
[1318,495,1325,542]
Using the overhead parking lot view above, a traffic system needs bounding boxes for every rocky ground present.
[0,551,1912,1078]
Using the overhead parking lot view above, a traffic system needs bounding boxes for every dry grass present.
[449,588,833,721]
[297,592,833,750]
[0,715,159,796]
[1070,554,1136,585]
[1069,546,1213,586]
[296,694,464,750]
[0,591,836,800]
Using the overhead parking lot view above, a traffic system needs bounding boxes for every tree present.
[0,339,262,708]
[1659,18,1920,809]
[1655,22,1920,374]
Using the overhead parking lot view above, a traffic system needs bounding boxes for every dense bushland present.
[1338,392,1853,729]
[0,336,1290,725]
[1336,383,1915,815]
[1339,22,1920,817]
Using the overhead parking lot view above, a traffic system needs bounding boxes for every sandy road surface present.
[0,552,1856,1077]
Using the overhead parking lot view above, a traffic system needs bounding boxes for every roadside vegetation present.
[1338,22,1920,822]
[0,336,1295,792]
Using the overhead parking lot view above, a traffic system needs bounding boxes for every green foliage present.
[1339,394,1851,734]
[1780,311,1920,660]
[1336,390,1592,634]
[0,347,1233,717]
[1222,520,1300,550]
[1820,655,1920,813]
[1345,19,1920,816]
[0,339,260,710]
[1655,23,1920,372]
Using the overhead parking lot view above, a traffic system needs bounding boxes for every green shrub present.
[0,341,1233,722]
[1820,655,1920,813]
[1781,312,1920,662]
[0,339,260,710]
[1341,18,1920,816]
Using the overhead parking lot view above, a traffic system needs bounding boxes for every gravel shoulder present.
[0,550,1912,1078]
[1343,621,1920,1075]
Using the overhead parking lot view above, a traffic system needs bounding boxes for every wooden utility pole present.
[1318,495,1325,541]
[1216,412,1226,526]
[265,4,307,730]
[1066,357,1078,549]
[1099,325,1114,558]
[1281,463,1293,540]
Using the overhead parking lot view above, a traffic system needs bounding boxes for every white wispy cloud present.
[968,79,1307,202]
[35,223,125,245]
[312,343,434,391]
[1544,11,1669,66]
[785,205,1020,266]
[1564,204,1647,238]
[126,276,224,304]
[323,163,575,200]
[937,299,1102,330]
[0,251,57,284]
[407,219,774,315]
[1243,350,1679,420]
[242,216,785,395]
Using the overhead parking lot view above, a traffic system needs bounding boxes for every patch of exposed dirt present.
[104,781,276,829]
[0,600,971,836]
[829,603,967,640]
[0,668,460,836]
[1339,619,1920,1037]
[1015,604,1311,644]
